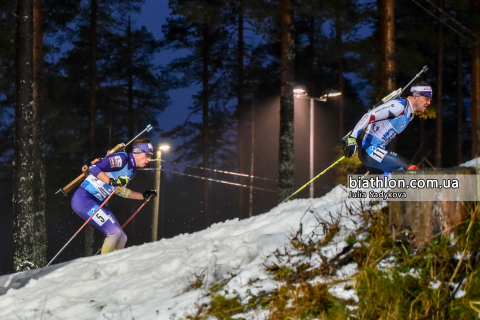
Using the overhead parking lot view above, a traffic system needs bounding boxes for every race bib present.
[88,205,110,226]
[371,148,388,163]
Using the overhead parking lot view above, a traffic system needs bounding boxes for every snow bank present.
[460,157,480,168]
[0,186,355,320]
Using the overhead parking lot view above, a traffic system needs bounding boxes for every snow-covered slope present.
[460,157,480,168]
[0,186,357,320]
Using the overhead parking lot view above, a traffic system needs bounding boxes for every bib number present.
[371,148,388,163]
[88,205,109,226]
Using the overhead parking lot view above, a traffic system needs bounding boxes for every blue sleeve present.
[88,153,128,177]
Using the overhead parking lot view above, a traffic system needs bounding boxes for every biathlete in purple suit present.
[71,138,158,254]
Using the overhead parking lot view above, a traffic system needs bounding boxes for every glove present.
[342,136,357,157]
[109,176,129,186]
[143,190,158,200]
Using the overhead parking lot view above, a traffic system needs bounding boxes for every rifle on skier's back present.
[337,66,429,147]
[373,65,429,107]
[55,124,153,197]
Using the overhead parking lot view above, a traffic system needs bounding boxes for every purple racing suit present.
[71,152,137,254]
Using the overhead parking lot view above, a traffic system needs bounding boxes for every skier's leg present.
[358,146,412,173]
[101,229,127,254]
[72,187,127,254]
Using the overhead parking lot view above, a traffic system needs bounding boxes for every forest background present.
[1,0,478,274]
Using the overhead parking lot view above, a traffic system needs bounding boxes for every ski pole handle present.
[47,187,119,267]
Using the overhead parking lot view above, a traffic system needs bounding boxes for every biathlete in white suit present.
[71,138,158,254]
[341,81,432,176]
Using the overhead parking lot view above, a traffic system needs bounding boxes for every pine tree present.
[163,0,235,226]
[471,0,480,158]
[32,0,47,267]
[13,0,35,272]
[378,0,396,96]
[278,0,295,201]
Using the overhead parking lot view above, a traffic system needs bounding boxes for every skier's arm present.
[96,172,111,184]
[350,101,405,139]
[88,153,129,177]
[127,190,144,200]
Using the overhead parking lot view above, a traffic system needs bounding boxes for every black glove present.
[342,136,358,157]
[109,176,129,186]
[143,190,158,200]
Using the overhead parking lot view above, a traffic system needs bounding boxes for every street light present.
[293,85,307,95]
[293,87,341,198]
[319,89,342,102]
[152,143,170,241]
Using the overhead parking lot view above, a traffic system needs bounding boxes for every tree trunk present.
[471,0,480,158]
[13,0,35,272]
[472,45,480,158]
[435,0,444,167]
[378,0,395,152]
[32,0,47,268]
[126,16,137,241]
[85,0,98,256]
[378,0,395,95]
[202,24,210,227]
[456,36,463,165]
[278,0,295,201]
[249,100,255,217]
[419,118,425,157]
[237,1,245,219]
[335,13,344,140]
[127,16,135,139]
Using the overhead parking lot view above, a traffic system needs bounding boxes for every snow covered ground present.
[2,157,480,320]
[460,156,480,168]
[0,185,361,320]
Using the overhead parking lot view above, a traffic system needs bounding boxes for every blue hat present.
[132,143,153,154]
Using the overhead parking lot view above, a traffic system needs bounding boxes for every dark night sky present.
[136,0,201,171]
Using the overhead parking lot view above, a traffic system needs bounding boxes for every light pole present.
[152,144,170,241]
[293,87,341,198]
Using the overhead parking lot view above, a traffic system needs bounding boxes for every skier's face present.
[134,152,152,167]
[412,94,431,113]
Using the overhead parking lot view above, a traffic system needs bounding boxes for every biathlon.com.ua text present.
[346,174,478,201]
[348,176,459,190]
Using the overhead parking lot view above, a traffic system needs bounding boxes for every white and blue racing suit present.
[351,98,414,175]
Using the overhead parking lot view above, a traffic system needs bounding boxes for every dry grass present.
[183,202,480,319]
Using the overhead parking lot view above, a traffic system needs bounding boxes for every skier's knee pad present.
[102,229,127,254]
[116,231,127,250]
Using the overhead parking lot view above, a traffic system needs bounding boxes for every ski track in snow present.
[0,185,371,319]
